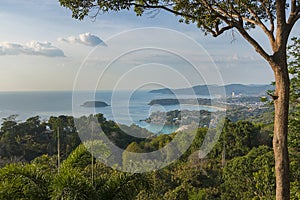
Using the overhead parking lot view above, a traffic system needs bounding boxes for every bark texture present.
[271,54,290,200]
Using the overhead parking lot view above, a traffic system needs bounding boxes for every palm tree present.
[50,143,151,200]
[0,163,51,200]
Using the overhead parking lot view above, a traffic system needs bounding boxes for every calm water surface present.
[0,91,216,134]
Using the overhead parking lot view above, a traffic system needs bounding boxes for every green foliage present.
[60,144,92,171]
[58,0,278,37]
[0,143,153,200]
[48,115,81,158]
[0,115,81,164]
[222,146,275,200]
[50,167,97,200]
[225,105,274,125]
[76,114,146,150]
[209,119,264,160]
[163,185,189,200]
[0,114,298,199]
[287,37,300,151]
[55,143,153,200]
[31,154,59,174]
[97,172,150,200]
[290,151,300,199]
[0,105,298,199]
[0,163,51,200]
[288,37,300,102]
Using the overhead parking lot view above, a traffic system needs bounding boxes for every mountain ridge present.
[149,84,274,96]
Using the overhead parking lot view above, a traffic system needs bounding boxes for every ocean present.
[0,90,216,134]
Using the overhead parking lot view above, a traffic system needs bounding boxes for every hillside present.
[149,84,274,96]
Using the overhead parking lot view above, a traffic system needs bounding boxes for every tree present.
[287,37,300,199]
[288,37,300,103]
[222,146,275,199]
[50,144,150,200]
[58,1,300,199]
[0,163,51,200]
[48,115,81,158]
[287,37,300,151]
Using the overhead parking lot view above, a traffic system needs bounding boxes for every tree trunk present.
[272,57,290,200]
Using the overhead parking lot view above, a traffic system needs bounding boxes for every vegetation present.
[287,37,300,152]
[148,98,212,106]
[0,114,150,167]
[142,109,211,127]
[0,112,299,199]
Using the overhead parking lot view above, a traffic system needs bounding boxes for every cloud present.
[58,32,106,47]
[212,53,262,64]
[0,41,65,57]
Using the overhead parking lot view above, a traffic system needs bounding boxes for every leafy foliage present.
[287,37,300,151]
[58,0,280,36]
[222,146,275,200]
[0,113,299,199]
[0,163,51,200]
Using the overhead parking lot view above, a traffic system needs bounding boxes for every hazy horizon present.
[1,0,298,91]
[0,82,274,92]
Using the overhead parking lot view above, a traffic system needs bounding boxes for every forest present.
[0,108,299,199]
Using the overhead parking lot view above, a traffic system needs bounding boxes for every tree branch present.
[198,1,236,35]
[132,2,234,37]
[258,0,275,35]
[287,13,300,33]
[287,4,300,26]
[247,7,275,43]
[276,0,287,28]
[275,0,288,49]
[213,25,234,37]
[235,24,272,65]
[132,2,196,20]
[205,3,272,61]
[85,0,293,66]
[291,0,297,14]
[210,3,240,24]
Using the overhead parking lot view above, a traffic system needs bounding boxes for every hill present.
[149,84,274,96]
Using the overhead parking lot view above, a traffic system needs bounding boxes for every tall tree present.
[59,1,300,199]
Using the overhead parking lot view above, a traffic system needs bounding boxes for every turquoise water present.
[0,90,215,134]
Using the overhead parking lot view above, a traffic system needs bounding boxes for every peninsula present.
[148,98,211,106]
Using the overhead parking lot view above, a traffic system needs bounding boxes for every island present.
[81,101,109,107]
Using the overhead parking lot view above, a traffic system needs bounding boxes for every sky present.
[0,0,299,91]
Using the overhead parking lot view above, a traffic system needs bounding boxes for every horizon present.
[0,82,274,92]
[1,1,297,91]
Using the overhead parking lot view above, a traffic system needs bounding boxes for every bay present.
[0,90,217,134]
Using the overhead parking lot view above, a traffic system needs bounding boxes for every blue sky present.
[0,0,299,91]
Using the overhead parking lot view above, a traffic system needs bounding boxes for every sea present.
[0,90,217,134]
